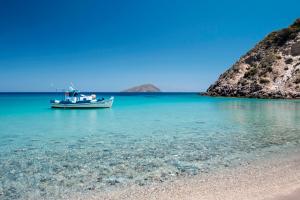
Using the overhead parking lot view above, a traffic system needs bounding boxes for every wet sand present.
[69,149,300,200]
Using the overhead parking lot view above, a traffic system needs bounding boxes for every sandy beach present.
[68,149,300,200]
[273,189,300,200]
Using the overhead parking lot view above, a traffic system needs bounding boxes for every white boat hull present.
[51,97,114,109]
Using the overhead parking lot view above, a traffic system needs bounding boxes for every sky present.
[0,0,299,92]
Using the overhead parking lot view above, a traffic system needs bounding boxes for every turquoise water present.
[0,93,300,199]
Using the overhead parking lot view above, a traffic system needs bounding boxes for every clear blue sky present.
[0,0,299,92]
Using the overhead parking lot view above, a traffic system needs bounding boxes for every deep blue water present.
[0,93,300,199]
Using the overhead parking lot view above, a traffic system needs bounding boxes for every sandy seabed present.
[65,148,300,200]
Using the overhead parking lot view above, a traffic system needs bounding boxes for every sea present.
[0,92,300,199]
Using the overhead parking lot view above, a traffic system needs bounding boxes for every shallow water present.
[0,93,300,199]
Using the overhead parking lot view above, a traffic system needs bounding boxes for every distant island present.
[206,18,300,99]
[122,84,161,92]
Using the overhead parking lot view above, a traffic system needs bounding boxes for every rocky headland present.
[207,18,300,98]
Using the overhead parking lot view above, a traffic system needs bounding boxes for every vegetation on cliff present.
[207,18,300,98]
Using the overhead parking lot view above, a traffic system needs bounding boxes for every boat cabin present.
[64,87,96,103]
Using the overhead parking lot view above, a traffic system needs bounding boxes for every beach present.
[69,148,300,200]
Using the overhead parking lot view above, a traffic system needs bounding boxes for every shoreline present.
[199,93,300,100]
[69,148,300,200]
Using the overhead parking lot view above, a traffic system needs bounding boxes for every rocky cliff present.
[122,84,161,92]
[207,18,300,98]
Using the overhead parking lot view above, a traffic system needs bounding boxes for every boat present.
[50,87,114,108]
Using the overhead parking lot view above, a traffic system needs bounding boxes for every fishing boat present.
[50,87,114,108]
